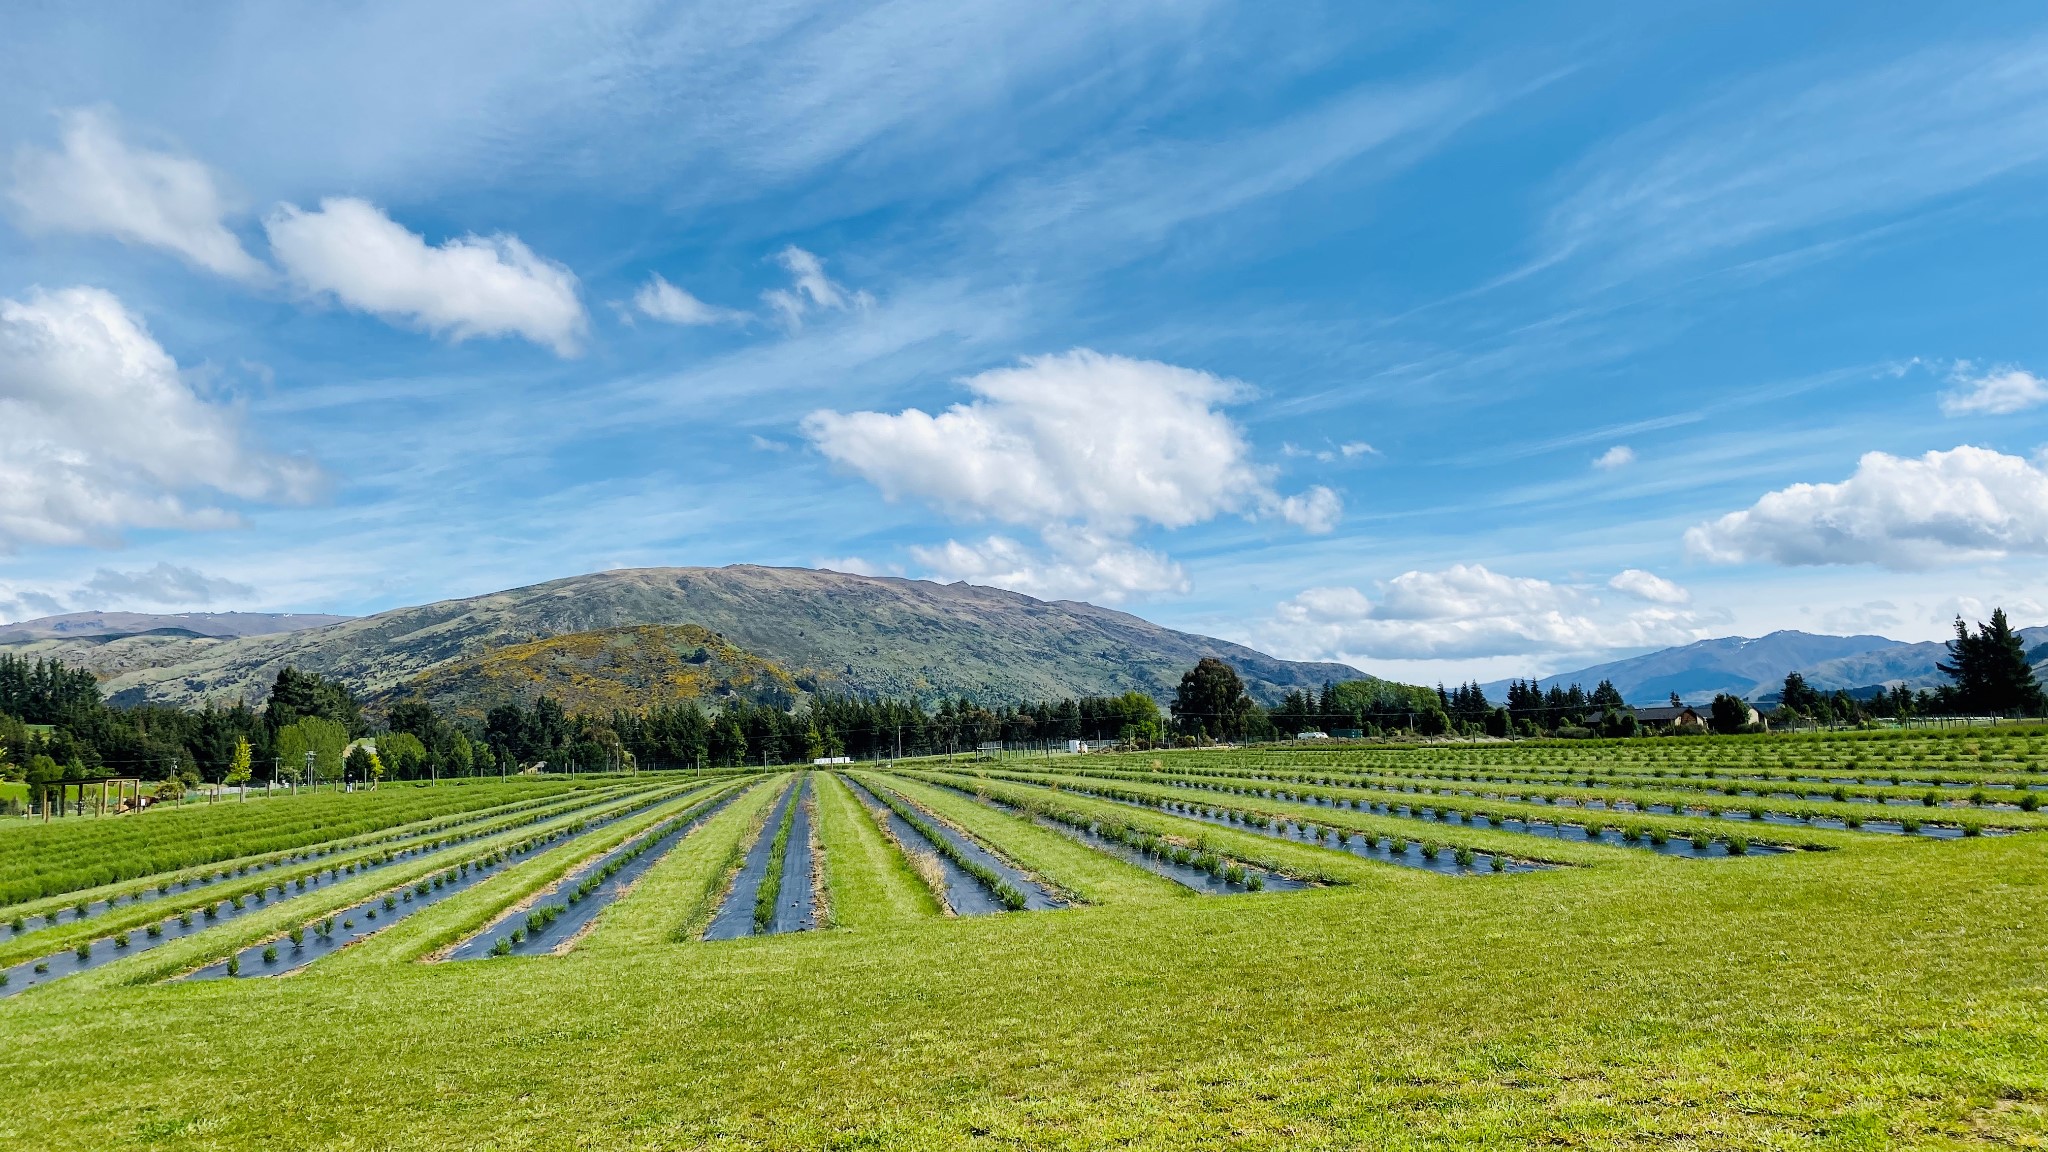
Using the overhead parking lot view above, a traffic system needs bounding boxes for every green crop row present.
[857,778,1026,911]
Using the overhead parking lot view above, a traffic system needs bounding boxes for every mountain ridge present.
[1480,626,2048,704]
[62,565,1361,709]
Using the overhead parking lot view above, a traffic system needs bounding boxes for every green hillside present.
[92,566,1362,709]
[389,624,812,719]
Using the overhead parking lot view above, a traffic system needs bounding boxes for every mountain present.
[1480,631,1908,704]
[0,611,356,683]
[80,566,1361,709]
[1482,626,2048,704]
[397,624,805,719]
[0,611,351,642]
[1791,627,2048,696]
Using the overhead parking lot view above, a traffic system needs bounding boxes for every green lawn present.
[0,750,2042,1149]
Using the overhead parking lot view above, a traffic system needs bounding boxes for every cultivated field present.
[1,729,2043,1149]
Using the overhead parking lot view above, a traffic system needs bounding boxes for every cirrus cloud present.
[1684,445,2048,569]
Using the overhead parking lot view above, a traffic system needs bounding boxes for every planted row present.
[0,779,593,907]
[858,779,1028,911]
[752,782,802,933]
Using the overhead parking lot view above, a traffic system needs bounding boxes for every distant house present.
[1629,703,1763,731]
[1293,731,1330,741]
[1630,705,1708,731]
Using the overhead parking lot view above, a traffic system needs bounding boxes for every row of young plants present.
[408,781,748,964]
[1,783,641,937]
[0,778,589,906]
[1048,762,2006,836]
[1186,750,2046,790]
[856,778,1028,911]
[196,788,693,979]
[986,766,1765,858]
[914,772,1274,890]
[1188,736,2048,781]
[0,784,655,967]
[1,784,694,996]
[1114,757,2045,814]
[751,780,803,934]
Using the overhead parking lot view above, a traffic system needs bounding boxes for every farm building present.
[1629,705,1708,731]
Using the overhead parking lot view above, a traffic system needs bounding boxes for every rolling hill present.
[83,566,1362,710]
[396,624,806,719]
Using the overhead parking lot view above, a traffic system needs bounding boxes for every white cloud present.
[804,349,1323,533]
[911,534,1188,605]
[0,286,318,550]
[1276,486,1342,534]
[265,197,586,355]
[7,108,265,281]
[762,246,869,329]
[1942,364,2048,416]
[1685,445,2048,569]
[1264,564,1709,661]
[804,349,1340,603]
[1593,445,1635,470]
[633,273,745,326]
[1339,441,1378,458]
[1608,568,1690,605]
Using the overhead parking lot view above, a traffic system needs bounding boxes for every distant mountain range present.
[1482,626,2048,704]
[4,566,1361,712]
[0,610,352,642]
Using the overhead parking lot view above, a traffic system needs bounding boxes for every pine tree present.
[1938,609,2044,715]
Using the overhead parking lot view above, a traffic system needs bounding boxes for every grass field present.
[0,732,2044,1149]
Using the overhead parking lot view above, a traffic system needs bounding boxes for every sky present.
[5,1,2048,685]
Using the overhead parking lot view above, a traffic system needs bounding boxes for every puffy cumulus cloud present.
[7,108,265,281]
[1265,564,1708,661]
[1942,364,2048,416]
[804,349,1340,603]
[0,287,319,550]
[804,349,1329,534]
[265,198,586,355]
[79,563,254,606]
[1684,446,2048,569]
[632,274,745,326]
[1608,568,1689,605]
[1593,445,1635,470]
[762,246,869,329]
[910,534,1188,605]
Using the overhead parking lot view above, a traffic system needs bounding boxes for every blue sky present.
[6,2,2048,684]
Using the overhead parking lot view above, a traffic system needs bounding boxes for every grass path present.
[317,781,736,971]
[576,775,784,956]
[813,772,940,928]
[871,771,1190,908]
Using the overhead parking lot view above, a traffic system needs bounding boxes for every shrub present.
[1454,846,1476,868]
[146,923,162,938]
[1490,854,1507,872]
[226,955,239,976]
[262,945,278,963]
